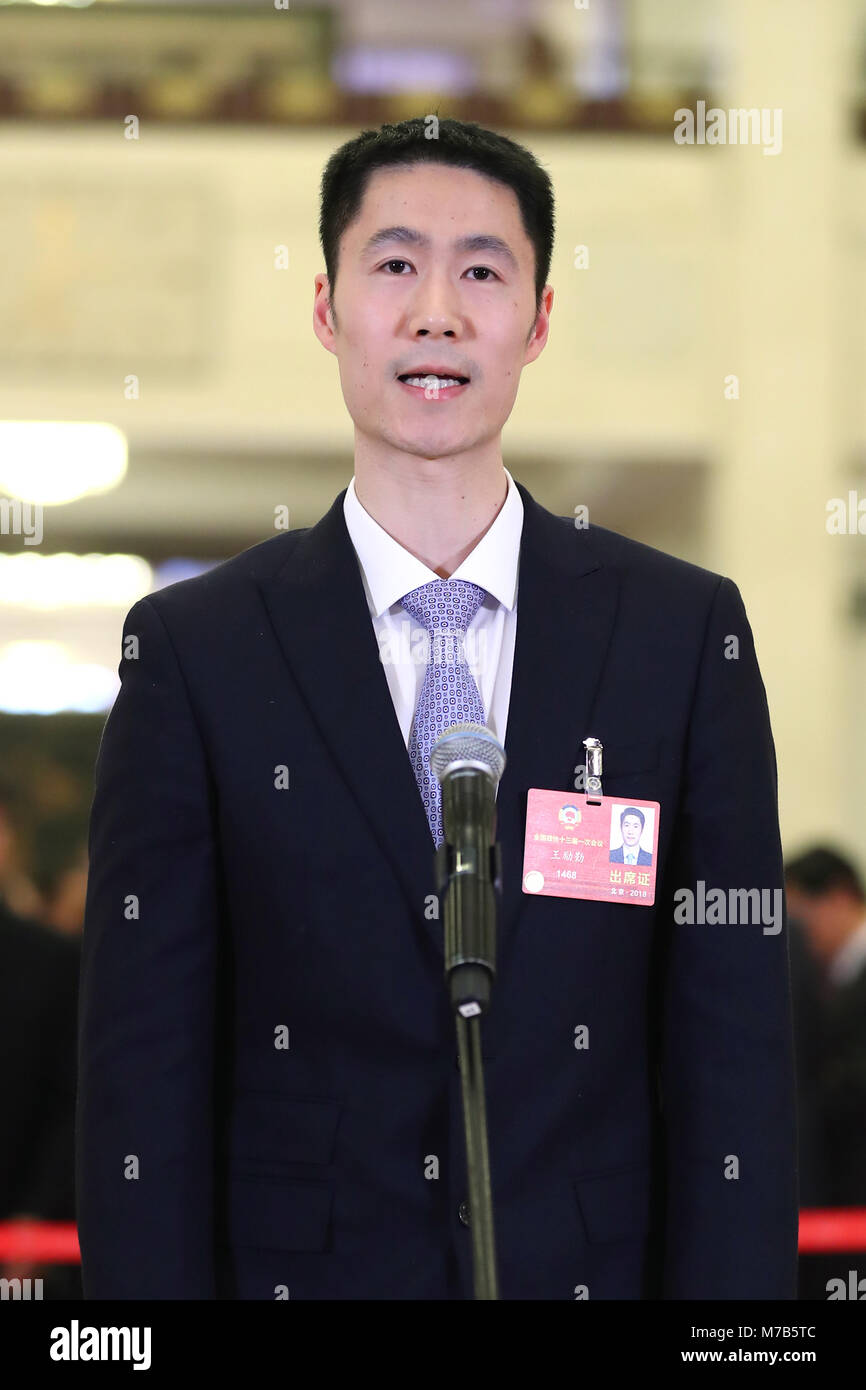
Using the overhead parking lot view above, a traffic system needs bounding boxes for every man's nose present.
[408,273,462,337]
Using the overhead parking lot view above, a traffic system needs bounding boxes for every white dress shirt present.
[342,468,523,754]
[827,916,866,988]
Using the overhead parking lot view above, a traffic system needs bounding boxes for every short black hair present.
[620,807,645,831]
[318,115,555,323]
[784,845,866,902]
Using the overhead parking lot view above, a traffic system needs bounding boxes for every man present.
[0,852,81,1299]
[610,807,653,866]
[785,847,866,1209]
[77,117,798,1300]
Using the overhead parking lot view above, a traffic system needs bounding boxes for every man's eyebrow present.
[360,225,519,270]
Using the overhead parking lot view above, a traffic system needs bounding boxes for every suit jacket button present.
[458,1200,470,1227]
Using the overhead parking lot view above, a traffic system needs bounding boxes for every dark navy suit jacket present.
[76,480,798,1300]
[609,846,653,866]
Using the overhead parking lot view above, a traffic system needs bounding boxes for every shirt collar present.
[343,467,523,619]
[827,916,866,987]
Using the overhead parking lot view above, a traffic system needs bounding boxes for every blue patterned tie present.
[401,578,487,847]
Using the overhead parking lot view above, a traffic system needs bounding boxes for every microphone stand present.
[454,1010,498,1300]
[434,746,504,1301]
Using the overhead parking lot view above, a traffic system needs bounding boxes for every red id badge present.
[522,790,660,906]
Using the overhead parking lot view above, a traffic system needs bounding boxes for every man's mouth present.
[396,368,470,396]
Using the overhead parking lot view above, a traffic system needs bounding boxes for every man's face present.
[313,162,552,463]
[621,815,642,847]
[785,886,849,965]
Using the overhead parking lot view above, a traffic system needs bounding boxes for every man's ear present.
[313,273,337,354]
[523,284,554,363]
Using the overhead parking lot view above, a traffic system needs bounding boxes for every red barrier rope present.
[0,1221,79,1263]
[797,1208,866,1253]
[0,1211,864,1263]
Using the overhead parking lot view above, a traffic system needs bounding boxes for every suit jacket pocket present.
[228,1173,333,1252]
[573,1162,652,1244]
[599,740,660,780]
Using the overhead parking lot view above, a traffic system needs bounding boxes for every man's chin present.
[380,429,480,462]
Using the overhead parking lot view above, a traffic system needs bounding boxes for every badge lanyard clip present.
[583,736,603,806]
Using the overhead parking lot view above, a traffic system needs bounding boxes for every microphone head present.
[430,722,506,788]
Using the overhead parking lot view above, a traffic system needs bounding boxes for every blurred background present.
[0,0,864,1300]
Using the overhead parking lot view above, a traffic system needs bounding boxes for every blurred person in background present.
[0,787,82,1297]
[0,789,43,921]
[31,817,88,939]
[785,847,866,1301]
[785,911,825,1208]
[785,847,866,1207]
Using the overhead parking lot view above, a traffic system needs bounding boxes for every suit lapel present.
[257,490,442,959]
[256,482,620,971]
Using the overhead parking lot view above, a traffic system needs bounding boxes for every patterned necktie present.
[401,578,487,847]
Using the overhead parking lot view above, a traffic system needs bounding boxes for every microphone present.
[430,722,506,1016]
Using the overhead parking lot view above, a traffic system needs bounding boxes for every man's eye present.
[378,261,499,279]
